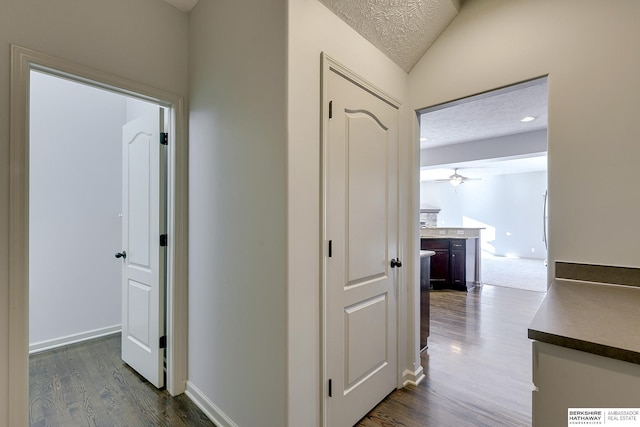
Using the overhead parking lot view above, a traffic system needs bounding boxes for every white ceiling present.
[420,79,549,180]
[420,80,548,149]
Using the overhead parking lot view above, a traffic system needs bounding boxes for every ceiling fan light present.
[450,177,463,186]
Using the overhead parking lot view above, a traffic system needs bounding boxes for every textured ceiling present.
[420,79,549,149]
[419,79,549,179]
[319,0,460,72]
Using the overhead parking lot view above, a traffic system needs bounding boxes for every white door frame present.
[8,45,189,426]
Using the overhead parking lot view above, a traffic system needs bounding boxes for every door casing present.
[8,45,189,426]
[320,53,422,426]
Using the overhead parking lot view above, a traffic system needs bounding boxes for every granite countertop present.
[421,227,484,230]
[528,279,640,364]
[420,227,483,239]
[421,235,480,239]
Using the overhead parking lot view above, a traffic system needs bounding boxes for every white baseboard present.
[29,325,121,354]
[402,366,425,387]
[186,381,238,427]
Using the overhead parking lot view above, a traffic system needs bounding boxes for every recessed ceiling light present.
[520,116,536,122]
[420,137,428,142]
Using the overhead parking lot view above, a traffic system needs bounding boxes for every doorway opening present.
[413,77,550,423]
[418,77,549,294]
[28,69,165,356]
[9,45,188,426]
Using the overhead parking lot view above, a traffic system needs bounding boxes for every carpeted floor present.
[481,253,548,293]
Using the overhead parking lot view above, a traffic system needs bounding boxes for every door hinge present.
[328,379,332,397]
[329,100,333,119]
[328,240,333,258]
[160,132,168,145]
[159,335,166,349]
[160,234,168,247]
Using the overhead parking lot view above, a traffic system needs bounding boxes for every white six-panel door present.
[324,59,400,427]
[120,110,166,388]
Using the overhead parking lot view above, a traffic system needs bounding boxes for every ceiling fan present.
[435,168,481,187]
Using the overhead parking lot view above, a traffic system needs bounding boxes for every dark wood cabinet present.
[430,250,449,285]
[425,239,449,286]
[450,240,466,288]
[421,238,475,291]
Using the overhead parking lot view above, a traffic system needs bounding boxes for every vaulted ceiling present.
[163,0,461,72]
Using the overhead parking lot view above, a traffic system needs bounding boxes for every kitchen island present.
[420,227,482,291]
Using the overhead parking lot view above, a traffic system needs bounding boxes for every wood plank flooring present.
[358,285,546,427]
[29,285,544,426]
[29,334,213,427]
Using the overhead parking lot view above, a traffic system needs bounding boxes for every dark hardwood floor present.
[29,334,214,427]
[358,285,546,427]
[30,285,544,426]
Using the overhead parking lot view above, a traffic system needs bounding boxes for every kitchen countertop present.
[420,227,483,239]
[421,227,483,230]
[421,235,480,239]
[528,279,640,364]
[420,250,435,257]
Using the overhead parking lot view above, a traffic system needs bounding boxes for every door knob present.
[390,258,402,268]
[115,250,127,260]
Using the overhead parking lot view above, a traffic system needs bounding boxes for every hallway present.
[29,284,545,426]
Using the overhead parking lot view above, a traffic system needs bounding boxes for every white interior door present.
[325,62,400,427]
[120,110,166,388]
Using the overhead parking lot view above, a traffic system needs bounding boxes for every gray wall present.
[29,71,125,348]
[188,1,288,425]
